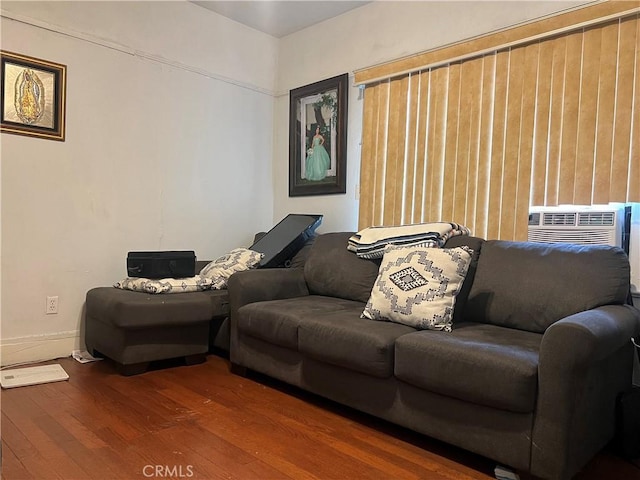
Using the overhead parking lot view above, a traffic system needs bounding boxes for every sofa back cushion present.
[305,232,381,303]
[289,235,317,268]
[465,240,631,333]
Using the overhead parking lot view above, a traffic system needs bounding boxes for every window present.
[355,2,639,240]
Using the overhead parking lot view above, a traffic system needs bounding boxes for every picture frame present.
[289,73,348,196]
[1,51,67,141]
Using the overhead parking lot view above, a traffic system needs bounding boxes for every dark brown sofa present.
[228,232,640,480]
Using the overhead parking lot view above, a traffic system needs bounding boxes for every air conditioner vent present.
[543,213,576,226]
[578,212,615,226]
[529,205,624,249]
[528,229,616,245]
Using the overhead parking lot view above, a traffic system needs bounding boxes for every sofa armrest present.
[531,304,640,479]
[227,268,309,359]
[228,268,309,312]
[541,305,640,365]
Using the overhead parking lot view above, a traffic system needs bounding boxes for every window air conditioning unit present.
[528,205,624,247]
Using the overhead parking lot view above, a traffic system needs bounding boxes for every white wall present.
[0,1,278,364]
[274,0,592,234]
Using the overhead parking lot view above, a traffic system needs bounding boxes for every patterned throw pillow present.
[114,275,214,294]
[361,245,472,331]
[199,248,264,289]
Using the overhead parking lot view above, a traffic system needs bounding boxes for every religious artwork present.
[289,73,348,196]
[1,51,67,141]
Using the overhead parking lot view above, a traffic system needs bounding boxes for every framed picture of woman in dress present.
[1,51,67,141]
[289,73,348,196]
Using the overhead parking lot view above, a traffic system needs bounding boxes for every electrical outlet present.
[46,296,58,315]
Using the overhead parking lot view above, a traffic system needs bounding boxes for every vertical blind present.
[357,8,639,240]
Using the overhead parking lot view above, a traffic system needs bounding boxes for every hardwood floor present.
[1,355,638,480]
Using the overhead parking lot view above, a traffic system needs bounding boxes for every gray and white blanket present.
[347,222,471,259]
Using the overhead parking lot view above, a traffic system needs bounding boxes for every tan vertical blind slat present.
[558,31,583,205]
[502,47,526,239]
[425,67,448,223]
[402,73,421,224]
[383,77,409,225]
[359,81,387,229]
[463,56,485,234]
[454,61,471,226]
[458,58,482,229]
[531,40,554,207]
[373,80,391,227]
[413,71,430,224]
[514,42,540,241]
[592,21,619,204]
[545,35,568,206]
[359,85,376,229]
[611,16,637,200]
[441,63,461,221]
[487,50,509,239]
[382,80,400,225]
[574,26,602,204]
[475,54,496,239]
[358,83,380,230]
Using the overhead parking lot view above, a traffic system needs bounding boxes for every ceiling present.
[191,1,371,38]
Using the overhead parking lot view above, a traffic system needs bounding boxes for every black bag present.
[126,251,196,279]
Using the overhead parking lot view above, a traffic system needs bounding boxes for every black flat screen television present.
[249,214,323,268]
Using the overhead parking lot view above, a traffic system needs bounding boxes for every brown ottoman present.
[85,287,229,375]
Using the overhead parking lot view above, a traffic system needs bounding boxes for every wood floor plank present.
[0,439,34,480]
[1,393,71,461]
[2,355,638,480]
[62,381,148,441]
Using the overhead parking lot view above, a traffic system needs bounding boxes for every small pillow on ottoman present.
[362,245,472,331]
[199,248,264,289]
[114,275,214,294]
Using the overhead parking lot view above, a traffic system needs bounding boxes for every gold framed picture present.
[1,51,67,141]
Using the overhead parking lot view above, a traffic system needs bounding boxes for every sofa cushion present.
[237,296,363,350]
[395,323,542,413]
[362,245,472,331]
[304,232,381,303]
[288,235,317,268]
[85,287,219,329]
[465,241,631,333]
[298,313,416,378]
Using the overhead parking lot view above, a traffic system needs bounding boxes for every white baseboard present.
[1,331,80,367]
